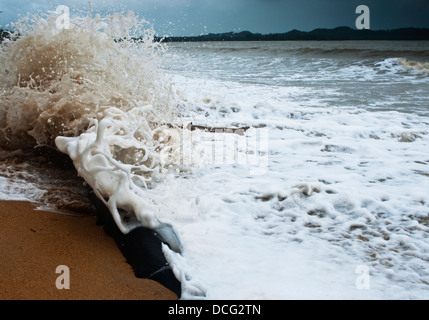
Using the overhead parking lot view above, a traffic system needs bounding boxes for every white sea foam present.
[148,73,429,299]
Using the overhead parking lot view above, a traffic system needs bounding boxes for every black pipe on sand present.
[89,191,182,298]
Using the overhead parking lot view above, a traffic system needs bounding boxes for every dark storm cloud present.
[1,0,428,35]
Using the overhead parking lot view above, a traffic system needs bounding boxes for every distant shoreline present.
[157,27,429,42]
[2,26,429,44]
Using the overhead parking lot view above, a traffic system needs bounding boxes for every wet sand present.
[0,201,178,300]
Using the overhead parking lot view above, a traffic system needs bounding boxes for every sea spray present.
[0,10,177,149]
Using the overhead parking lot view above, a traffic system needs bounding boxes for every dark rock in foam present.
[89,191,182,298]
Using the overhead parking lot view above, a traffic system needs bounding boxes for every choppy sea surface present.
[1,12,428,299]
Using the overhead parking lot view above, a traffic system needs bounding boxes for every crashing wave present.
[0,9,185,250]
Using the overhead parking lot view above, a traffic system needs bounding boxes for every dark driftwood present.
[187,123,250,136]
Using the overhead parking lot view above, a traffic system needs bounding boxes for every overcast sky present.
[1,0,429,36]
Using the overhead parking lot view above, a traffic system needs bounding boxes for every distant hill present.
[159,27,429,42]
[1,26,429,43]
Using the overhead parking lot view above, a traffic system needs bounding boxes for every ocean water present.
[1,12,428,299]
[161,41,429,299]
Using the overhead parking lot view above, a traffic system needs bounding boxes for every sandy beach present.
[0,200,178,300]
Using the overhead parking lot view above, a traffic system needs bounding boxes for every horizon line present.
[158,26,429,38]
